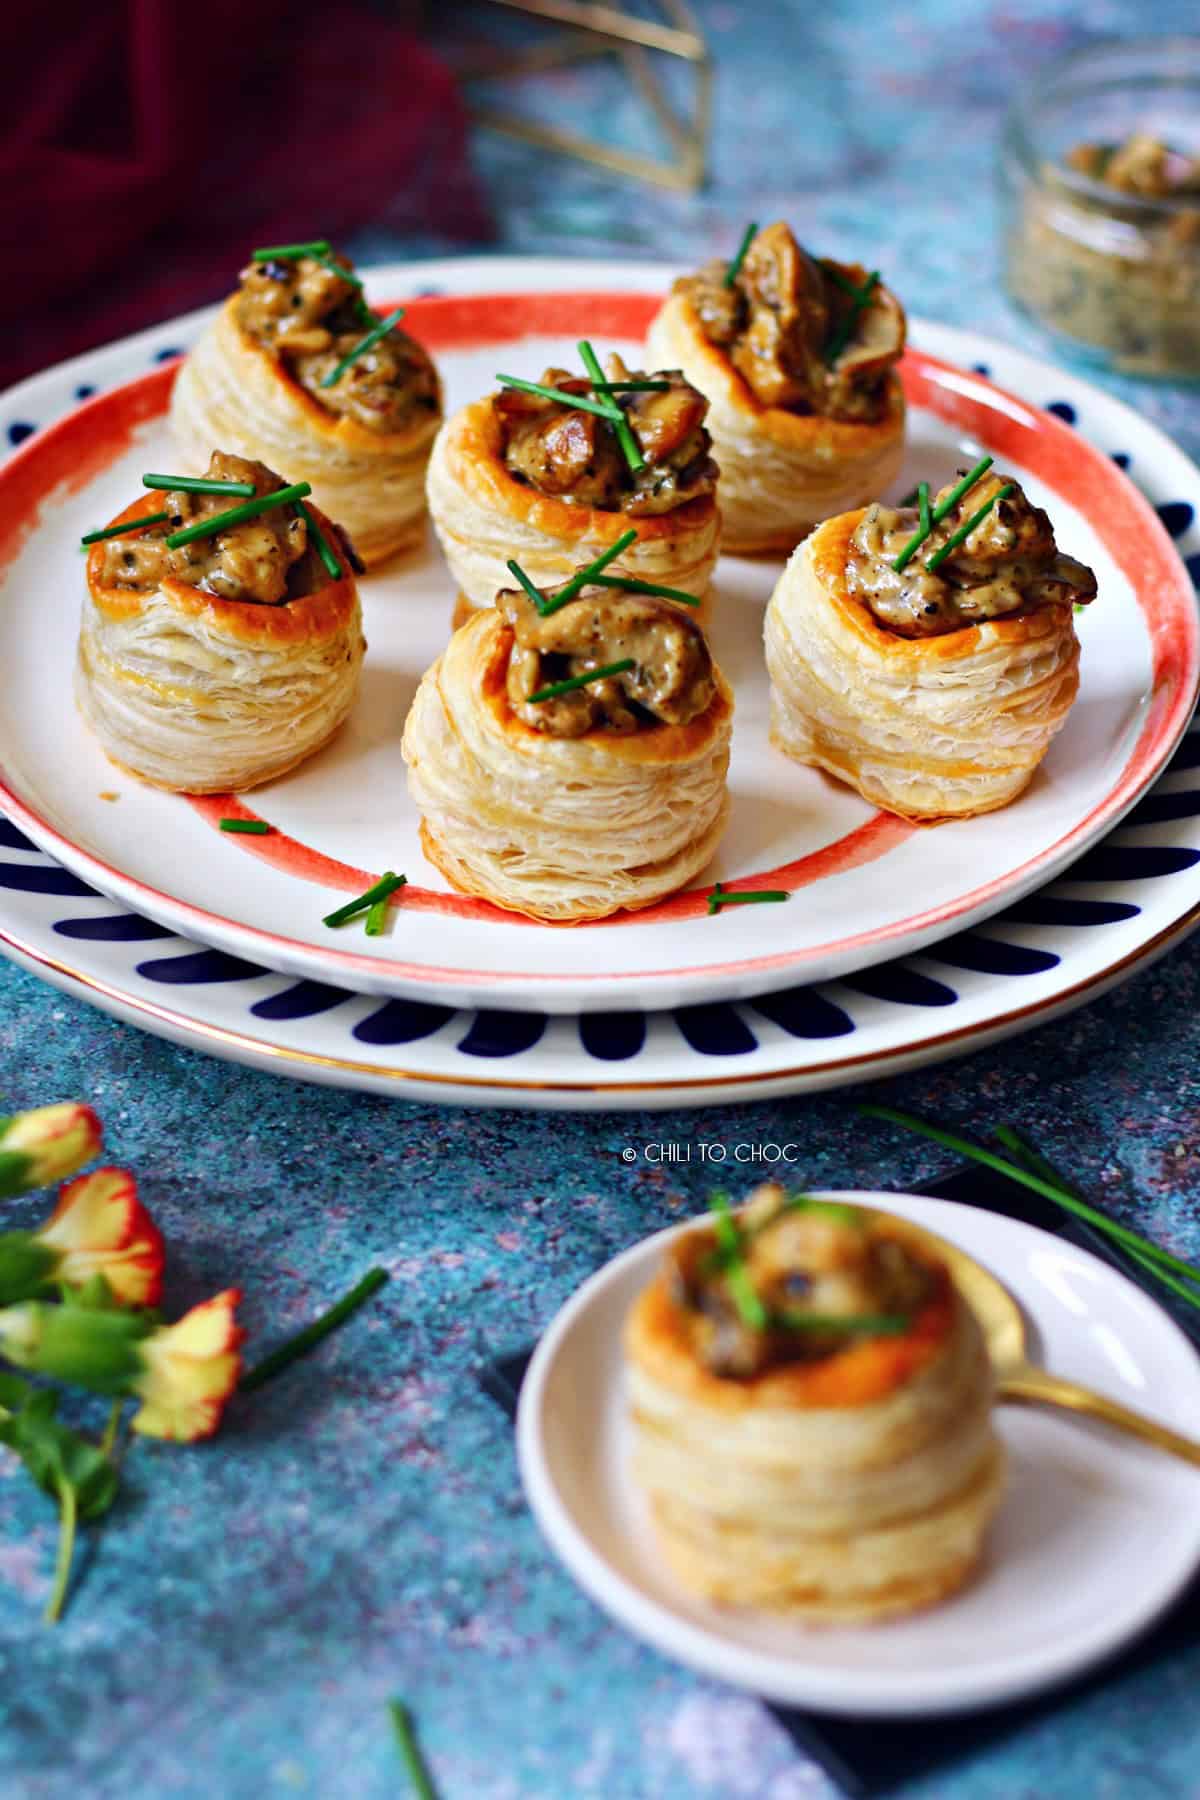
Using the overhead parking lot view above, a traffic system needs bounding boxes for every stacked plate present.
[0,259,1197,1107]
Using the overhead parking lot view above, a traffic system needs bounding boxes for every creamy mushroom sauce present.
[96,452,341,606]
[846,471,1098,638]
[497,582,715,738]
[665,1185,934,1379]
[495,354,718,516]
[675,221,906,422]
[235,252,439,433]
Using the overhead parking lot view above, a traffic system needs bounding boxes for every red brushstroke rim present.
[0,290,1195,992]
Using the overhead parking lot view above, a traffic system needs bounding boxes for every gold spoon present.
[875,1212,1200,1469]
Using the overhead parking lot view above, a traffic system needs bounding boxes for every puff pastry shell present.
[170,298,440,566]
[764,511,1082,820]
[76,499,365,793]
[402,608,733,922]
[645,292,905,555]
[625,1225,1004,1623]
[426,398,721,622]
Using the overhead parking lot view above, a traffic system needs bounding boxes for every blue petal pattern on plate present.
[675,1003,758,1056]
[458,1011,547,1058]
[579,1013,647,1061]
[251,980,351,1022]
[55,913,175,942]
[1158,502,1194,538]
[353,999,455,1045]
[137,949,268,984]
[750,987,855,1038]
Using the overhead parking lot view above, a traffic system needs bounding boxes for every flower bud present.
[0,1105,102,1198]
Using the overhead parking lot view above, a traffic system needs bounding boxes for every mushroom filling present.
[1066,132,1200,203]
[497,582,715,738]
[666,1185,934,1379]
[675,220,906,422]
[97,452,330,606]
[235,252,439,433]
[846,471,1098,638]
[495,354,718,516]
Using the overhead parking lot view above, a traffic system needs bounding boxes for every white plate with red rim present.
[516,1191,1200,1715]
[0,260,1195,1017]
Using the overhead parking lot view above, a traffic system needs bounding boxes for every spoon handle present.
[998,1367,1200,1467]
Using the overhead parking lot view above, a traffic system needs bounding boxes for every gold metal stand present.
[459,1,711,193]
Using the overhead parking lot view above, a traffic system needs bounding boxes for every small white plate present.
[517,1191,1200,1716]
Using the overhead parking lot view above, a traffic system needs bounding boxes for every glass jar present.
[998,35,1200,380]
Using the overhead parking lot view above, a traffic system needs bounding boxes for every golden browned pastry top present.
[846,470,1097,639]
[233,248,439,437]
[625,1187,959,1411]
[87,453,359,646]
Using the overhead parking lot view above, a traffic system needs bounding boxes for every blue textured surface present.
[3,4,1200,1796]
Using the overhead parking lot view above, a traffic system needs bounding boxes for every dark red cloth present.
[0,0,492,390]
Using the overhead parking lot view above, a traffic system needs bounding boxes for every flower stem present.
[43,1475,77,1626]
[99,1399,123,1460]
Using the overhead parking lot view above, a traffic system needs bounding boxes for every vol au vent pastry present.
[426,349,721,625]
[764,463,1098,820]
[644,221,907,554]
[170,242,442,566]
[76,452,365,794]
[624,1186,1005,1622]
[402,564,733,922]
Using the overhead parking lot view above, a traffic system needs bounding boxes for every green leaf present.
[0,1377,119,1522]
[0,1233,57,1306]
[0,1150,36,1201]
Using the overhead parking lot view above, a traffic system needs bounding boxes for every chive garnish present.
[143,473,256,497]
[859,1105,1200,1289]
[590,379,672,393]
[578,340,645,473]
[931,455,995,524]
[364,895,390,937]
[890,454,994,572]
[81,512,169,547]
[219,819,272,834]
[824,268,880,364]
[924,483,1012,573]
[537,528,639,616]
[164,483,312,550]
[996,1126,1200,1314]
[724,221,758,287]
[239,1268,389,1393]
[505,558,547,610]
[709,1193,768,1329]
[252,239,331,262]
[495,374,626,423]
[585,574,701,607]
[299,501,343,580]
[707,881,788,913]
[323,872,406,930]
[389,1700,438,1800]
[918,481,931,537]
[772,1309,911,1335]
[319,305,406,390]
[527,659,636,704]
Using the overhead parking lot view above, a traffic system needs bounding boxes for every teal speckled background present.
[3,3,1200,1795]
